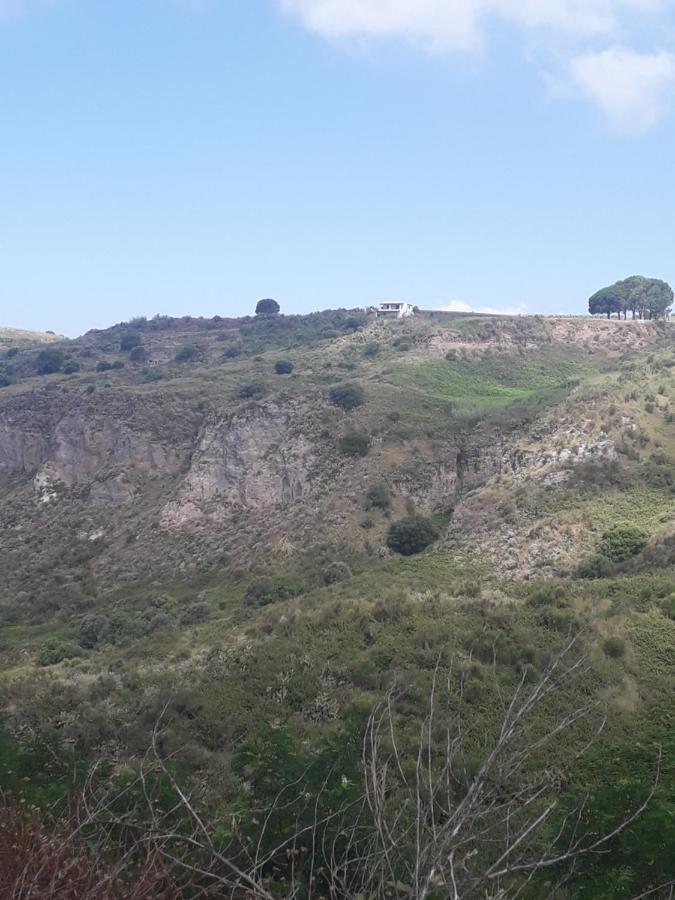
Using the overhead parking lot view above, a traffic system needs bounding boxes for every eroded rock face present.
[162,403,315,526]
[0,390,198,506]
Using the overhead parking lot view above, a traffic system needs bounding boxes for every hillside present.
[0,309,673,898]
[0,326,63,349]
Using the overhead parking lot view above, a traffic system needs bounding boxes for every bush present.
[387,516,438,556]
[339,432,370,457]
[578,555,614,579]
[603,636,626,658]
[274,359,294,375]
[242,577,303,608]
[119,332,142,352]
[0,375,11,388]
[111,360,125,370]
[38,641,81,667]
[5,347,19,358]
[329,382,365,411]
[222,345,242,359]
[661,594,675,620]
[322,562,353,585]
[129,345,147,364]
[364,342,380,358]
[36,349,65,375]
[175,344,199,363]
[239,382,266,400]
[62,360,80,375]
[78,614,111,649]
[95,360,113,372]
[366,482,391,510]
[600,523,648,562]
[179,602,211,626]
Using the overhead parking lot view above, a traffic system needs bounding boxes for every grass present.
[385,350,592,418]
[0,328,63,348]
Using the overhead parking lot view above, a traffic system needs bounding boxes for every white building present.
[375,301,415,319]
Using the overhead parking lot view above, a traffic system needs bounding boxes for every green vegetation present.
[387,515,438,555]
[274,359,293,375]
[255,297,280,317]
[0,310,673,895]
[588,275,673,320]
[600,523,649,561]
[329,381,365,410]
[339,431,370,457]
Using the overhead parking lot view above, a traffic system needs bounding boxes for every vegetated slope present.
[0,327,63,348]
[0,310,673,898]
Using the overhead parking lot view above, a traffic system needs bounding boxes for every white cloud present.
[570,46,675,131]
[280,0,675,129]
[439,299,528,315]
[280,0,668,51]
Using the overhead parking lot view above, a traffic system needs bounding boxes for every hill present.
[0,326,63,348]
[0,309,673,898]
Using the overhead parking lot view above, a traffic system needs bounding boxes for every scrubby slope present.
[0,310,673,898]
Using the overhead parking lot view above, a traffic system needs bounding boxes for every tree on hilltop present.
[588,276,673,320]
[255,298,280,317]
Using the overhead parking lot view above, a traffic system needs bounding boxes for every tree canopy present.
[255,298,280,317]
[588,276,673,320]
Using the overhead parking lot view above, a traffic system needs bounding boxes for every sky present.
[1,0,675,335]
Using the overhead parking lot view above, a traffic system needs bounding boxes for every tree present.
[387,515,438,556]
[589,276,673,320]
[255,298,280,317]
[588,286,622,319]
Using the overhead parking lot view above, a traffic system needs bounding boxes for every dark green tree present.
[255,298,280,317]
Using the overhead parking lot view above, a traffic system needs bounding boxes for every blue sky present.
[1,0,674,335]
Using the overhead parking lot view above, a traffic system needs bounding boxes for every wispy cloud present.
[439,299,528,316]
[279,0,675,130]
[570,45,675,132]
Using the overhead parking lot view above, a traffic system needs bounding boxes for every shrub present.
[329,382,364,411]
[364,342,380,358]
[578,555,614,579]
[322,562,353,585]
[62,360,80,375]
[38,641,81,667]
[661,594,675,620]
[129,345,147,364]
[600,524,648,562]
[366,482,391,510]
[339,432,370,457]
[78,614,111,649]
[222,345,242,359]
[36,348,65,375]
[179,602,211,626]
[239,382,266,400]
[119,332,142,352]
[242,577,303,608]
[274,359,294,375]
[111,360,125,370]
[5,347,19,358]
[387,516,438,556]
[603,636,626,658]
[175,344,199,363]
[95,360,113,372]
[0,375,11,388]
[342,317,362,331]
